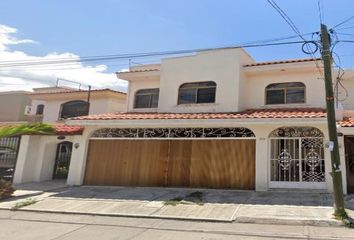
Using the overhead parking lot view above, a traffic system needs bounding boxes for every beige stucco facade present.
[13,48,354,194]
[28,90,127,123]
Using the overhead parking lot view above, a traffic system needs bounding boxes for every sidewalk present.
[1,182,354,226]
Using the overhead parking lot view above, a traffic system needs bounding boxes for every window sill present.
[131,108,158,112]
[176,103,217,107]
[261,103,309,108]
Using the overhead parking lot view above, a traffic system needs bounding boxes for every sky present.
[0,0,354,92]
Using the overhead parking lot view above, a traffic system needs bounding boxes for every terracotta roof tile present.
[55,124,84,135]
[243,58,322,67]
[29,88,126,96]
[117,69,160,73]
[339,117,354,127]
[70,108,327,121]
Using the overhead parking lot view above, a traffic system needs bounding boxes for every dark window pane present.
[151,94,159,108]
[267,82,305,89]
[286,89,305,103]
[197,87,216,103]
[36,104,44,115]
[266,90,285,104]
[60,101,89,119]
[134,88,159,108]
[136,88,159,94]
[135,95,151,108]
[179,88,196,104]
[180,81,216,89]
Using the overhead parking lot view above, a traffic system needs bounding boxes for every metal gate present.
[269,127,326,189]
[53,141,72,179]
[0,137,21,182]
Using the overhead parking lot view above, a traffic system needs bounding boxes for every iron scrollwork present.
[91,127,255,138]
[270,127,324,138]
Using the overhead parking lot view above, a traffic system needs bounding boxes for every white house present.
[13,48,354,194]
[12,87,126,183]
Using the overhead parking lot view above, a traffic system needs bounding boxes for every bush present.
[0,179,15,200]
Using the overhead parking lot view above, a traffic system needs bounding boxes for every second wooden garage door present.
[84,139,255,189]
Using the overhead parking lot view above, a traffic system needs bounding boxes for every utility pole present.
[320,24,347,218]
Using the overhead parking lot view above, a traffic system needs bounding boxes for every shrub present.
[0,179,15,200]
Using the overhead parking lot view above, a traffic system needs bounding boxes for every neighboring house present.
[0,91,31,181]
[0,91,31,122]
[11,87,126,183]
[12,48,354,195]
[27,87,127,123]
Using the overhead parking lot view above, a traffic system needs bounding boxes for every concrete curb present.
[11,207,345,227]
[15,208,234,222]
[235,216,343,227]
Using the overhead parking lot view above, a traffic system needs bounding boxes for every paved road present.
[0,210,353,240]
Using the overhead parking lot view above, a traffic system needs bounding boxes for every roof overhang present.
[67,117,327,128]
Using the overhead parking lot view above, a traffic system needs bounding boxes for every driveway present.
[1,181,354,226]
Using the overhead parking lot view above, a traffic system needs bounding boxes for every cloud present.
[0,24,128,92]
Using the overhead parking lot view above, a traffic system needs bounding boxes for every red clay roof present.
[70,108,327,121]
[29,88,126,96]
[338,117,354,127]
[243,58,321,67]
[118,68,160,73]
[55,124,84,135]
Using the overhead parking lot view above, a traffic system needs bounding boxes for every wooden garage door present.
[84,139,255,189]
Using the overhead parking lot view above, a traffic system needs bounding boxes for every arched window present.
[178,81,216,104]
[265,82,305,105]
[36,104,44,115]
[134,88,159,108]
[59,100,89,119]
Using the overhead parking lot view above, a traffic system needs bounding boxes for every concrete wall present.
[0,92,31,122]
[13,135,74,184]
[339,71,354,110]
[122,49,328,113]
[158,49,245,113]
[241,69,326,110]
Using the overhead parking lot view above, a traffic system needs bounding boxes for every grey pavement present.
[1,182,354,226]
[0,210,354,240]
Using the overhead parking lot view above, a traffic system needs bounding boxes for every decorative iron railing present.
[91,127,255,139]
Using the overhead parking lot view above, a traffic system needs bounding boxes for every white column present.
[251,126,271,191]
[255,136,268,191]
[67,135,89,185]
[13,135,41,184]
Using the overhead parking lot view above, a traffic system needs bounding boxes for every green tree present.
[0,123,55,138]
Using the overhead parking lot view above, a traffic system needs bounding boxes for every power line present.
[0,40,308,68]
[318,0,324,24]
[330,15,354,30]
[266,0,323,76]
[0,33,317,68]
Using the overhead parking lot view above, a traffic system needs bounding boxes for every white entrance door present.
[269,127,326,189]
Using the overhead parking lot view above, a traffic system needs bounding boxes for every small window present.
[134,88,159,108]
[36,104,44,115]
[178,81,216,104]
[60,100,89,119]
[265,82,305,105]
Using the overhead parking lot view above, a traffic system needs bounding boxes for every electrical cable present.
[266,0,323,76]
[0,40,309,68]
[330,15,354,30]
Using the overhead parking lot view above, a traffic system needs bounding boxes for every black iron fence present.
[0,137,20,182]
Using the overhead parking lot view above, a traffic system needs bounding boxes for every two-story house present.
[11,87,126,184]
[13,48,354,195]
